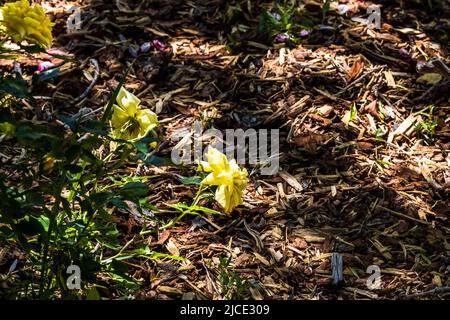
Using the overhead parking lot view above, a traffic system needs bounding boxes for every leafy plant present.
[0,68,171,299]
[375,127,386,143]
[322,0,337,18]
[415,105,437,140]
[258,1,313,43]
[218,256,249,299]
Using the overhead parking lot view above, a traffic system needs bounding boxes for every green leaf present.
[36,215,50,232]
[0,122,16,136]
[109,197,128,209]
[349,102,358,122]
[144,155,171,166]
[16,217,43,236]
[102,62,135,123]
[0,75,29,98]
[179,176,202,185]
[106,271,140,289]
[189,205,222,215]
[15,124,55,144]
[135,141,148,154]
[86,287,101,300]
[20,44,44,54]
[90,192,113,206]
[119,182,148,200]
[32,68,60,85]
[168,203,190,212]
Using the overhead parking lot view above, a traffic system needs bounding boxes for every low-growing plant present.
[218,256,250,299]
[0,80,170,298]
[415,105,437,140]
[258,1,314,44]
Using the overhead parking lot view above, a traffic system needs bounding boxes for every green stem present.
[38,193,61,298]
[158,185,205,231]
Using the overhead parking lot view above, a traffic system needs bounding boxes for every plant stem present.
[158,185,205,231]
[38,194,61,298]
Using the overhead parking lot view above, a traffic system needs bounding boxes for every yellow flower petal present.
[111,104,129,129]
[199,147,248,214]
[0,0,53,48]
[136,108,158,136]
[198,161,212,172]
[110,87,158,143]
[204,147,228,173]
[116,87,139,115]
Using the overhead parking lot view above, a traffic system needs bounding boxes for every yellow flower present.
[199,147,248,214]
[42,153,56,173]
[0,122,15,136]
[0,0,54,48]
[110,87,158,142]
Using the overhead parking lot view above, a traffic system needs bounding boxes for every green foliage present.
[375,128,386,143]
[322,0,337,18]
[0,67,170,299]
[416,105,437,140]
[218,257,249,299]
[258,1,313,43]
[349,102,358,122]
[0,74,30,99]
[258,2,295,36]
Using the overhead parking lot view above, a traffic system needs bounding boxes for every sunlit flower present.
[42,153,56,173]
[110,87,158,142]
[199,147,248,214]
[0,122,15,136]
[0,0,54,48]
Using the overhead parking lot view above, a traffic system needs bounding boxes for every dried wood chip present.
[346,57,364,82]
[344,287,378,299]
[157,286,183,295]
[384,70,396,88]
[166,238,180,256]
[279,170,303,192]
[292,132,328,153]
[254,253,271,267]
[387,115,417,144]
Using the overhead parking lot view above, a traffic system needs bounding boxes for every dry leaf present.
[387,115,417,143]
[279,170,303,192]
[317,105,334,117]
[418,208,428,221]
[292,132,328,153]
[362,100,382,121]
[341,110,351,125]
[346,57,364,82]
[156,230,171,245]
[309,113,332,125]
[384,70,396,88]
[166,238,180,256]
[417,73,442,85]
